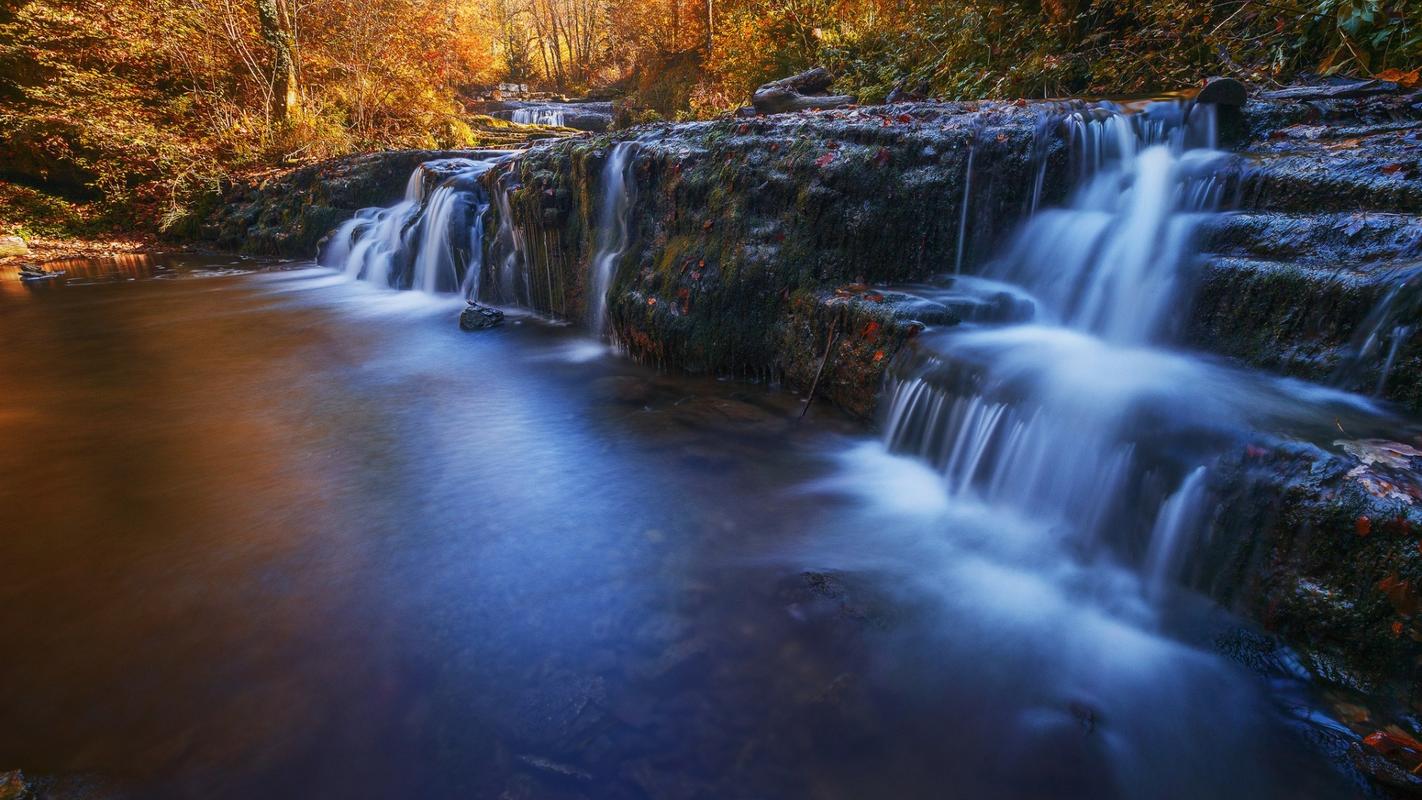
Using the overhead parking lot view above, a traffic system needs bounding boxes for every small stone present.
[460,302,505,330]
[1197,77,1248,107]
[0,235,28,258]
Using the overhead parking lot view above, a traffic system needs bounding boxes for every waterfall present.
[489,169,530,306]
[953,127,978,275]
[587,143,637,335]
[512,107,566,126]
[1333,269,1422,395]
[319,157,500,296]
[881,100,1232,594]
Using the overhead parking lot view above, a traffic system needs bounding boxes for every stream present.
[0,254,1372,799]
[1,97,1409,799]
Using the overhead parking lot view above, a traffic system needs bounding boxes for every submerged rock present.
[460,302,505,330]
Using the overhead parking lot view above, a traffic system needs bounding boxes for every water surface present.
[0,261,1361,799]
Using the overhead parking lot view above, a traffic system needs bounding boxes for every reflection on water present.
[0,262,1361,799]
[0,252,288,298]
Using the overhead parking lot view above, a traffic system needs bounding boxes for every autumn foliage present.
[0,0,1418,235]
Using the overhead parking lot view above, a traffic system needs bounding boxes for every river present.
[0,254,1366,798]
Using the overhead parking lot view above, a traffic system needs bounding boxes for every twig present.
[800,316,841,419]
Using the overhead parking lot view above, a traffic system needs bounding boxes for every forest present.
[0,0,1418,238]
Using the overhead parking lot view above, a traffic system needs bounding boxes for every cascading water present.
[882,100,1236,594]
[1333,268,1422,395]
[489,168,530,306]
[319,157,500,296]
[512,107,566,126]
[587,142,637,335]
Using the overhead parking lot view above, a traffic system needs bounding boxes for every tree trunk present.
[255,0,299,122]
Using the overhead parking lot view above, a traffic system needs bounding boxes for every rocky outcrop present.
[481,102,1055,414]
[1190,86,1422,409]
[196,149,514,257]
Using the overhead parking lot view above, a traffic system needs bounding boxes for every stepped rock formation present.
[197,84,1422,709]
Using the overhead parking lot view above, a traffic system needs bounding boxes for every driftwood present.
[751,68,856,114]
[1258,78,1402,102]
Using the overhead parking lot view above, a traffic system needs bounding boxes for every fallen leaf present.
[897,113,912,124]
[1375,67,1421,88]
[872,147,892,167]
[815,152,835,168]
[1365,728,1422,755]
[1381,163,1409,175]
[1357,515,1373,537]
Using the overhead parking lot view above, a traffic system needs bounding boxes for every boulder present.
[1196,76,1248,106]
[460,302,505,330]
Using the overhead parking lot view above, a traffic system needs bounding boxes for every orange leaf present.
[814,152,835,168]
[1375,67,1421,88]
[1357,515,1372,537]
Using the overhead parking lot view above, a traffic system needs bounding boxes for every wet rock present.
[0,235,28,258]
[1203,440,1422,704]
[196,148,513,255]
[1349,741,1422,795]
[460,302,505,330]
[1196,77,1248,106]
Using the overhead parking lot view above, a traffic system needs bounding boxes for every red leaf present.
[1357,515,1372,537]
[815,152,836,168]
[1381,163,1408,175]
[897,113,912,124]
[872,148,892,167]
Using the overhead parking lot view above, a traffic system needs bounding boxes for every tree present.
[254,0,299,122]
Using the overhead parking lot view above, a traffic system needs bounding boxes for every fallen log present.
[751,68,856,114]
